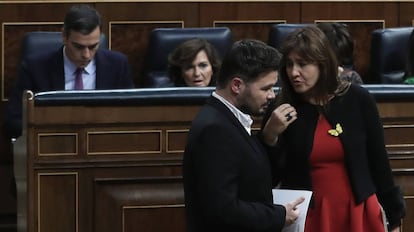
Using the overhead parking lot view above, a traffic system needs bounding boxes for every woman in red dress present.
[261,25,405,232]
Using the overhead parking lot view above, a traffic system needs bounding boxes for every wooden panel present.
[37,173,78,232]
[199,2,301,45]
[301,2,399,26]
[214,20,285,45]
[30,105,200,125]
[96,2,199,27]
[166,129,188,153]
[123,206,185,232]
[378,102,414,119]
[38,133,78,156]
[94,177,184,232]
[199,2,301,26]
[384,125,414,146]
[109,21,183,87]
[399,3,414,27]
[9,86,414,232]
[393,173,414,231]
[2,23,62,101]
[402,197,414,231]
[87,130,162,155]
[302,2,399,83]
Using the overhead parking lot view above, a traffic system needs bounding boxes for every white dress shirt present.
[63,47,96,90]
[212,91,253,135]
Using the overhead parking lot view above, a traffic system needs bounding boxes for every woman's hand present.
[262,103,297,146]
[390,226,401,232]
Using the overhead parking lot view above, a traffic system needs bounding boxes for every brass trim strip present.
[123,204,185,209]
[315,19,386,23]
[386,144,414,148]
[384,124,414,128]
[315,19,385,28]
[213,19,286,27]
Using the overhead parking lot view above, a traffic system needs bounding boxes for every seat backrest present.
[268,23,310,50]
[20,31,109,60]
[369,27,413,84]
[143,27,233,87]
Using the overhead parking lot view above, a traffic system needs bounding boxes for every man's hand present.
[284,196,305,226]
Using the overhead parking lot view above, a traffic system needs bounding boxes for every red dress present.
[304,115,385,232]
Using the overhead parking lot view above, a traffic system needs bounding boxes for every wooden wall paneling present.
[393,174,414,231]
[384,125,414,155]
[403,197,414,231]
[314,20,384,84]
[378,99,414,232]
[78,166,184,232]
[301,2,399,27]
[109,21,183,87]
[399,3,414,27]
[166,129,188,154]
[200,2,301,55]
[96,2,200,32]
[2,22,62,101]
[87,130,162,155]
[30,105,200,125]
[94,177,184,232]
[37,172,78,232]
[199,2,301,27]
[0,3,72,102]
[214,20,285,45]
[301,2,400,81]
[0,3,72,21]
[37,133,78,156]
[0,7,80,201]
[13,86,414,232]
[123,204,184,232]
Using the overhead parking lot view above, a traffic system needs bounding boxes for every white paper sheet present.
[272,189,313,232]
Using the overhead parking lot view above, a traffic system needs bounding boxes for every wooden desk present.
[14,86,414,232]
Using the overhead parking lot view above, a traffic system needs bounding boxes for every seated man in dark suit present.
[4,4,134,139]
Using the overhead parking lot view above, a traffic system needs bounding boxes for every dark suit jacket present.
[183,96,286,232]
[4,47,134,139]
[265,84,405,229]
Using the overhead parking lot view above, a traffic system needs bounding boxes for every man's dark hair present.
[63,4,102,36]
[216,39,281,89]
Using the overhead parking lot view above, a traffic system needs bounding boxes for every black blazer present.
[4,47,134,139]
[183,96,286,232]
[265,84,405,229]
